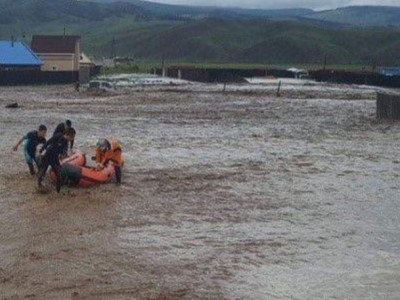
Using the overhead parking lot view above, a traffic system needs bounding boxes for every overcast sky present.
[148,0,400,10]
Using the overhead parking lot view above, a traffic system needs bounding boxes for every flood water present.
[0,81,400,299]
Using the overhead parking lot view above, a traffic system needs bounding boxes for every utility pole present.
[161,53,166,77]
[372,58,377,72]
[110,37,116,59]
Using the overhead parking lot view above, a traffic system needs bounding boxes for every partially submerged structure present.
[79,52,97,83]
[377,91,400,120]
[0,35,100,85]
[0,37,79,85]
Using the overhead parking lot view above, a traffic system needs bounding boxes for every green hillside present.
[1,0,400,66]
[81,19,400,65]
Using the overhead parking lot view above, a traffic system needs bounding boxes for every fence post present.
[277,80,281,97]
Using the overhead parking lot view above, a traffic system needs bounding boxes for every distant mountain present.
[89,0,314,19]
[1,1,400,27]
[89,1,400,27]
[306,6,400,27]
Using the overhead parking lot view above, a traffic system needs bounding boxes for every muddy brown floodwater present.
[0,81,400,299]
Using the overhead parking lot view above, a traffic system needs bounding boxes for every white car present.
[88,80,115,92]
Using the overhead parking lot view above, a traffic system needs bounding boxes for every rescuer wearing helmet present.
[94,138,123,184]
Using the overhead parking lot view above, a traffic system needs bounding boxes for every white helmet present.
[96,139,111,152]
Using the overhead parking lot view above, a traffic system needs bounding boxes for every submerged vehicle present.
[87,80,115,92]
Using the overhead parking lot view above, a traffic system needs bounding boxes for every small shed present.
[79,52,94,83]
[0,41,42,71]
[79,52,93,68]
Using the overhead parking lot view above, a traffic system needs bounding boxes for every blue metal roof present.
[0,41,42,66]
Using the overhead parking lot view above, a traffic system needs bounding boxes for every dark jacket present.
[53,123,74,151]
[41,133,68,159]
[53,123,66,136]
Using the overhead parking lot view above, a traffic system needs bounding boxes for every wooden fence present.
[0,70,79,86]
[311,70,400,88]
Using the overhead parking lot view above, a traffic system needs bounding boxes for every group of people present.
[13,120,123,193]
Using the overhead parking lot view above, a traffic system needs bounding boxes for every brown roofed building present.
[31,35,81,71]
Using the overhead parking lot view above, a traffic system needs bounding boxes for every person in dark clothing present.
[53,119,71,135]
[65,127,76,155]
[13,125,47,175]
[38,130,75,193]
[53,120,75,155]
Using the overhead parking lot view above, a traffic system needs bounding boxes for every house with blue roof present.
[0,40,42,71]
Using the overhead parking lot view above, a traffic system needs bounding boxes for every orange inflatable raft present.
[50,151,116,188]
[60,163,116,188]
[49,151,86,179]
[60,151,86,167]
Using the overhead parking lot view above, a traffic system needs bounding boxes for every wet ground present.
[0,80,400,299]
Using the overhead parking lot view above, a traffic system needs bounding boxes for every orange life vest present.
[95,138,124,166]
